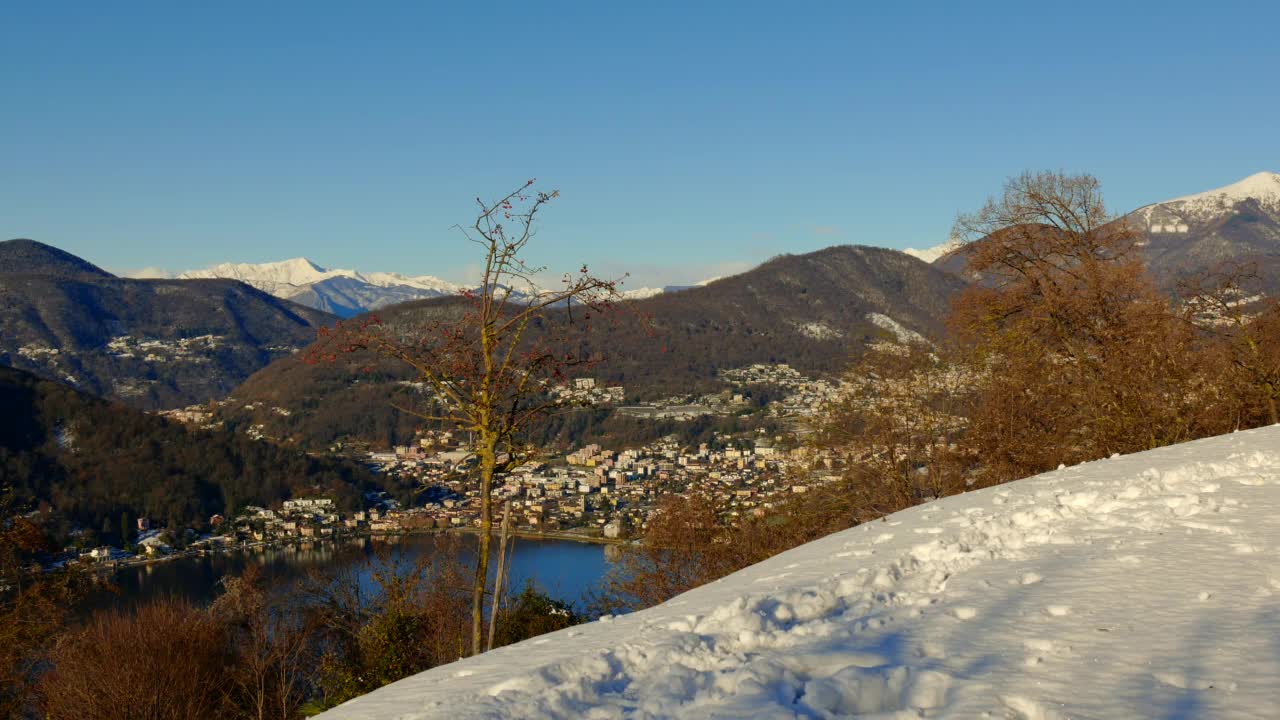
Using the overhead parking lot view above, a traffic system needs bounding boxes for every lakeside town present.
[64,363,848,571]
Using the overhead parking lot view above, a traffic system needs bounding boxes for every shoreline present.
[88,525,628,576]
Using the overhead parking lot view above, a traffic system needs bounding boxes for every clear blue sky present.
[3,1,1277,287]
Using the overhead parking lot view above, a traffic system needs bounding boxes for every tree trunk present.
[471,444,496,656]
[486,500,513,652]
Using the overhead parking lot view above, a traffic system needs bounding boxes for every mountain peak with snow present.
[180,256,334,286]
[1164,170,1280,206]
[903,238,962,263]
[1139,171,1280,225]
[176,258,463,317]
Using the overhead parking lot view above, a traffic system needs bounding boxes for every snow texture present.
[178,258,461,312]
[620,287,666,300]
[797,322,843,340]
[320,426,1280,719]
[903,239,961,264]
[866,313,926,345]
[1138,171,1280,225]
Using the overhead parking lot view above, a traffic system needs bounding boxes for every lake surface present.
[86,534,614,613]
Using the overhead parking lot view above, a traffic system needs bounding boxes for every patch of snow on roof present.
[317,426,1280,719]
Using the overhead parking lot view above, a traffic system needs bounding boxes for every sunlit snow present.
[319,426,1280,719]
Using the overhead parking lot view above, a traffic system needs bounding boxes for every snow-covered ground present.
[319,427,1280,719]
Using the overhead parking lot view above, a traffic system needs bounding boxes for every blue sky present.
[3,1,1277,287]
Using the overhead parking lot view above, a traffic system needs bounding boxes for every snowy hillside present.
[1137,171,1280,226]
[319,426,1280,719]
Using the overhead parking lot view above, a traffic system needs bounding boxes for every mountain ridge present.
[221,244,969,449]
[0,239,337,409]
[176,257,463,318]
[170,257,694,315]
[930,171,1280,292]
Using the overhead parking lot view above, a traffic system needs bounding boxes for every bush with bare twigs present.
[39,599,233,720]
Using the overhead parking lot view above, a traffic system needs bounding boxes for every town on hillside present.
[67,363,851,568]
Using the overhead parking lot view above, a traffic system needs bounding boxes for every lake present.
[85,534,615,613]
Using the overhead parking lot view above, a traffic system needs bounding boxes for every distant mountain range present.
[175,258,463,318]
[220,245,968,449]
[162,258,683,317]
[8,171,1278,425]
[0,239,335,409]
[932,171,1280,291]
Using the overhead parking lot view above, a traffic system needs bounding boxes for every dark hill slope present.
[0,366,376,545]
[225,245,968,449]
[0,238,112,278]
[0,239,336,409]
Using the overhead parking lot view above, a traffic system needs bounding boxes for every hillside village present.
[67,362,849,568]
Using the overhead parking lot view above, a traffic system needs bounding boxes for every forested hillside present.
[0,239,337,409]
[0,366,377,546]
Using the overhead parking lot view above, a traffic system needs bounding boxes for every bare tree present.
[950,171,1227,481]
[311,180,620,655]
[40,600,233,720]
[1178,262,1280,425]
[211,568,316,720]
[818,340,972,509]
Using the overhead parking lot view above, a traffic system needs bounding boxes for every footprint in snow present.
[916,641,947,659]
[1153,672,1236,691]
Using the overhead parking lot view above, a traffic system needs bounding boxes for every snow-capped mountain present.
[903,238,961,263]
[1128,171,1280,290]
[1136,170,1280,227]
[178,258,463,318]
[174,257,717,316]
[932,171,1280,293]
[318,425,1280,719]
[618,286,665,300]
